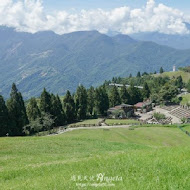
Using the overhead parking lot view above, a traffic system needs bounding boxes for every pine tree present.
[160,67,164,74]
[128,83,142,105]
[95,87,109,115]
[137,71,141,78]
[175,76,183,89]
[7,83,28,136]
[120,85,130,104]
[87,86,95,116]
[109,85,121,107]
[0,95,9,136]
[187,80,190,93]
[39,88,52,114]
[75,85,88,120]
[129,73,132,78]
[63,90,76,123]
[142,82,151,99]
[27,97,41,121]
[51,94,65,126]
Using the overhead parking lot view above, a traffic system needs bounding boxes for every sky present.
[2,0,190,35]
[43,0,190,13]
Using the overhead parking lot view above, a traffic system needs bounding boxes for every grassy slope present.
[156,70,190,83]
[105,119,140,125]
[183,126,190,132]
[0,127,190,189]
[69,119,102,126]
[181,94,190,105]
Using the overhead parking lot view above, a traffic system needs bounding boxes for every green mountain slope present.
[0,26,190,98]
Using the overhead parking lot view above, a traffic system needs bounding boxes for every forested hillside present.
[1,26,190,98]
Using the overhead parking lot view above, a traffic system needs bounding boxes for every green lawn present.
[69,119,102,127]
[105,119,140,125]
[156,70,190,83]
[183,125,190,133]
[181,94,190,105]
[0,126,190,189]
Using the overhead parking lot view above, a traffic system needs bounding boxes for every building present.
[134,101,152,113]
[173,65,176,72]
[107,104,134,119]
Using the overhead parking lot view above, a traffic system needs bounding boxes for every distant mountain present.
[0,26,190,98]
[130,32,190,50]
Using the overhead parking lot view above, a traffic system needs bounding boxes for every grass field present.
[105,119,140,125]
[181,94,190,105]
[183,125,190,133]
[1,126,190,189]
[69,119,102,127]
[156,70,190,83]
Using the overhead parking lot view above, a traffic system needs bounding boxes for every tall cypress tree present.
[51,94,65,126]
[27,97,41,121]
[137,71,141,78]
[120,85,130,104]
[95,87,109,115]
[0,95,9,136]
[87,86,95,116]
[142,82,151,99]
[7,83,28,136]
[160,67,164,74]
[75,85,88,120]
[175,76,183,89]
[39,88,52,114]
[109,85,121,107]
[63,90,76,123]
[128,83,143,105]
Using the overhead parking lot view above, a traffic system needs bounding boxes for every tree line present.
[0,69,184,136]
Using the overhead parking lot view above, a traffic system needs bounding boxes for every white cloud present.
[0,0,189,35]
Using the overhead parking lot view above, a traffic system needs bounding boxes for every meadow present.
[105,119,140,125]
[0,126,190,189]
[157,70,190,83]
[181,94,190,105]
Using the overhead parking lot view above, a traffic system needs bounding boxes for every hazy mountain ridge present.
[0,26,190,98]
[130,32,190,50]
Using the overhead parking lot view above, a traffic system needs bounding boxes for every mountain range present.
[0,26,190,98]
[130,32,190,50]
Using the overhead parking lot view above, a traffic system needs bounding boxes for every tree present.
[0,95,9,136]
[175,76,183,89]
[186,79,190,93]
[120,85,130,104]
[63,90,76,123]
[41,112,55,131]
[129,74,132,78]
[87,86,95,116]
[75,85,88,120]
[95,87,109,115]
[137,71,141,78]
[160,67,164,74]
[7,83,28,136]
[142,82,151,99]
[27,97,41,122]
[159,84,178,103]
[51,94,66,126]
[128,83,142,105]
[24,112,55,135]
[39,88,52,114]
[109,85,121,107]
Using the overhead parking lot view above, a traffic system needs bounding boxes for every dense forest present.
[0,67,187,137]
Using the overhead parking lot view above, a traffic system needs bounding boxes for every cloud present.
[0,0,189,35]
